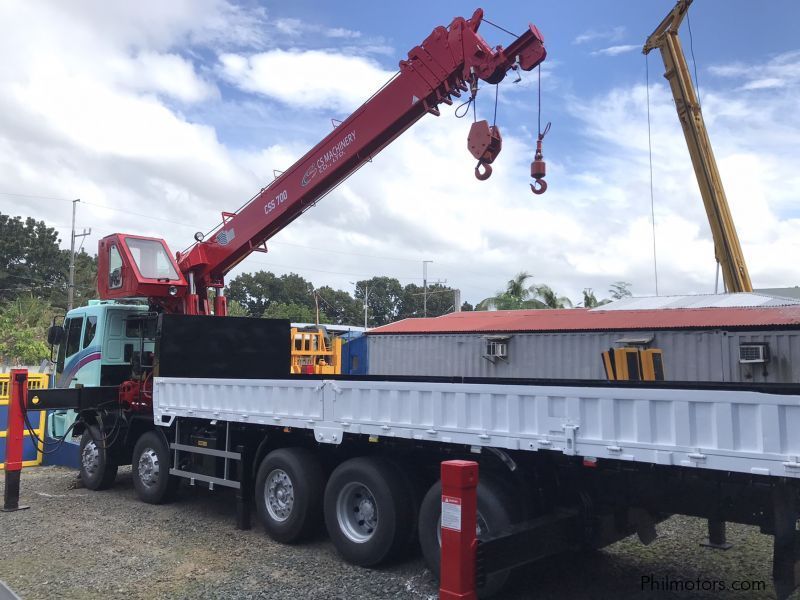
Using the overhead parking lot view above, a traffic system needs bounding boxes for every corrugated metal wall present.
[367,329,800,383]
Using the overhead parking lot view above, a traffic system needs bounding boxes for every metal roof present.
[595,293,800,311]
[369,305,800,335]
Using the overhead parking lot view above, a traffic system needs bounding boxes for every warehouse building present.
[364,294,800,383]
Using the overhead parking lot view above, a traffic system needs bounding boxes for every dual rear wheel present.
[253,449,518,597]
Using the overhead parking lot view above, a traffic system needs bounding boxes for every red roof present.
[369,306,800,335]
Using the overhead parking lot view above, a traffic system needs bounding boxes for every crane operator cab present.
[98,233,187,303]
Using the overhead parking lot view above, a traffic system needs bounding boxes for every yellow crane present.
[644,0,753,293]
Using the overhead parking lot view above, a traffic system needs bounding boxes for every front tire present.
[255,447,325,543]
[79,426,118,490]
[131,430,179,504]
[324,457,416,567]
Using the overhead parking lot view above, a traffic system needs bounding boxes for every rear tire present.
[418,474,520,598]
[255,447,325,543]
[324,457,415,566]
[131,430,179,504]
[79,426,118,490]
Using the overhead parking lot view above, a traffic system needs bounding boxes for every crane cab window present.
[126,238,178,280]
[109,244,123,289]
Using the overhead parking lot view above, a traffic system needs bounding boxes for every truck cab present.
[50,300,152,437]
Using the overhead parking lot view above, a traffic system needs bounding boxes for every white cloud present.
[591,44,639,57]
[0,2,797,312]
[573,26,625,45]
[710,50,800,90]
[218,50,393,112]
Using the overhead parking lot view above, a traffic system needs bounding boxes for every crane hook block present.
[530,136,547,195]
[468,120,502,180]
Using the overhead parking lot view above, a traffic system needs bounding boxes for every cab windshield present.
[126,238,179,280]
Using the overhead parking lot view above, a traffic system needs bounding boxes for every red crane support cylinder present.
[439,459,479,600]
[3,369,28,512]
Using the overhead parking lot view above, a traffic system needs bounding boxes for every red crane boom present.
[97,9,547,315]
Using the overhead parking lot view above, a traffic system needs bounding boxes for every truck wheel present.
[79,426,118,490]
[324,457,415,566]
[132,430,179,504]
[255,447,325,543]
[418,475,519,598]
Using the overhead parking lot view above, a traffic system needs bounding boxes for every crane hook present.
[475,160,492,181]
[530,124,550,195]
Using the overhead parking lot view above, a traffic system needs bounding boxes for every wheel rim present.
[82,440,100,475]
[137,448,160,488]
[336,482,378,543]
[265,468,294,522]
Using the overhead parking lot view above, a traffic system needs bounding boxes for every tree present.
[0,213,68,303]
[355,277,403,327]
[461,301,474,311]
[0,295,54,365]
[609,281,633,300]
[580,288,612,308]
[530,284,573,309]
[226,271,285,317]
[398,283,456,320]
[316,286,362,325]
[279,273,314,306]
[477,272,549,310]
[263,301,327,323]
[226,299,249,317]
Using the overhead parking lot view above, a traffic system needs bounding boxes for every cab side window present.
[109,244,123,289]
[82,316,97,349]
[65,317,84,358]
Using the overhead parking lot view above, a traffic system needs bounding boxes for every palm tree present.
[531,284,573,309]
[477,272,546,310]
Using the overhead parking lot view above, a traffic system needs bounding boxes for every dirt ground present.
[0,466,795,599]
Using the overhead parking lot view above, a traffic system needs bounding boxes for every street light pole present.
[423,260,433,317]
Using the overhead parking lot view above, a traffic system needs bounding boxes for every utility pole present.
[423,260,433,317]
[68,199,91,312]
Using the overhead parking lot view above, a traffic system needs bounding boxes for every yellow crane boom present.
[644,0,752,293]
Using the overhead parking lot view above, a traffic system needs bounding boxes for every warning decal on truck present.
[441,495,462,532]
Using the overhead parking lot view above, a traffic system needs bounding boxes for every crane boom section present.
[644,0,752,293]
[179,9,546,287]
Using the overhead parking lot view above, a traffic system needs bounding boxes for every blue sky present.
[1,0,798,307]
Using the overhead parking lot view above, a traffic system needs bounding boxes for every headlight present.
[168,285,178,296]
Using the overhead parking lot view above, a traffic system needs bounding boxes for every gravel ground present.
[0,466,795,600]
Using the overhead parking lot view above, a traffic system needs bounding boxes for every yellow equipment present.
[603,347,665,381]
[0,372,49,468]
[644,0,752,293]
[290,326,342,375]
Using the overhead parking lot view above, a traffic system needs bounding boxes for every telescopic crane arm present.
[644,0,752,293]
[97,9,547,315]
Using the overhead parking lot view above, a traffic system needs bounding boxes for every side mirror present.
[47,324,64,345]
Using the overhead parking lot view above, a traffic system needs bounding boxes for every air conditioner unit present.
[484,336,510,360]
[739,343,770,364]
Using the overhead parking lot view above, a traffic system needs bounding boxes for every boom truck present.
[19,7,800,599]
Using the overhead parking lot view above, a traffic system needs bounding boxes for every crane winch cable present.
[645,54,660,296]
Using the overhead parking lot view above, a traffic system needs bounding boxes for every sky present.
[1,0,799,308]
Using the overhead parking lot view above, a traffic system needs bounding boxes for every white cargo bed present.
[153,377,800,479]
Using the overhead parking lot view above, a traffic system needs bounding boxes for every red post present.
[3,369,30,512]
[439,460,479,600]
